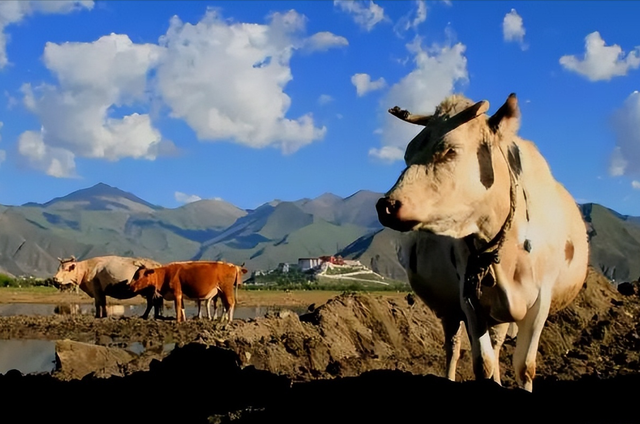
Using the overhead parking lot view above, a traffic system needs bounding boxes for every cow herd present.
[53,255,247,322]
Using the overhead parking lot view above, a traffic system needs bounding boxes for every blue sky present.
[1,1,639,216]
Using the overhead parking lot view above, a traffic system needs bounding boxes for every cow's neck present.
[472,161,516,250]
[463,142,519,300]
[76,263,93,296]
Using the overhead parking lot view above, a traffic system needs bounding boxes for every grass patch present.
[0,274,52,288]
[0,286,59,294]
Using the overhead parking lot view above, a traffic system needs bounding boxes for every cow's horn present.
[388,106,432,126]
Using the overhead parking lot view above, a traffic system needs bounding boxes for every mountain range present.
[1,183,639,284]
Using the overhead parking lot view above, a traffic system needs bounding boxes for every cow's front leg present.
[227,295,235,322]
[196,299,203,319]
[93,283,108,318]
[141,295,153,319]
[174,292,186,322]
[489,322,510,386]
[513,288,552,392]
[205,298,212,320]
[153,295,164,319]
[441,317,463,381]
[460,279,496,381]
[212,295,220,320]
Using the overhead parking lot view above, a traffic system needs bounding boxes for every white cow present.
[54,255,164,319]
[377,93,589,392]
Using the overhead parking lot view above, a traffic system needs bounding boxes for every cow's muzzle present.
[376,197,418,232]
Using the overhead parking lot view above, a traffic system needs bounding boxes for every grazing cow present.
[376,93,589,392]
[128,261,248,323]
[54,255,164,319]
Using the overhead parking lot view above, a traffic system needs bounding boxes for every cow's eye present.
[437,147,456,162]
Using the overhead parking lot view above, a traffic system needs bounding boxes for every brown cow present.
[128,261,248,322]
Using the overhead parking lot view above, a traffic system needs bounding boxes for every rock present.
[53,339,139,380]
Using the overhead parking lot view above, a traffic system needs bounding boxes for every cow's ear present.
[488,93,520,135]
[69,264,75,271]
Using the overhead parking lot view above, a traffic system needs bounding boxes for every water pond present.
[0,302,308,375]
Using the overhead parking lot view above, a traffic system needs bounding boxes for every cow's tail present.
[234,267,239,304]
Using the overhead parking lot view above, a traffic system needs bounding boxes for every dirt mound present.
[503,267,640,384]
[1,266,639,388]
[1,267,640,422]
[2,343,639,424]
[204,293,454,381]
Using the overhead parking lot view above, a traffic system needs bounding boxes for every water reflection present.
[0,339,176,376]
[0,340,56,375]
[0,303,308,319]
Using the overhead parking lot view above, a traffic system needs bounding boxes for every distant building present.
[298,257,323,271]
[277,262,290,273]
[298,255,346,271]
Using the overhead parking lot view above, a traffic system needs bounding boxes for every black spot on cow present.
[477,142,494,189]
[507,143,523,177]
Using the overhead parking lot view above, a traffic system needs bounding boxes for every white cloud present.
[395,0,427,34]
[369,36,468,162]
[560,32,640,81]
[175,191,202,204]
[412,1,427,28]
[632,181,640,190]
[156,9,327,154]
[18,33,166,177]
[17,130,77,178]
[609,91,640,177]
[368,145,404,162]
[503,9,527,50]
[351,73,387,96]
[301,31,348,53]
[0,1,93,68]
[18,8,339,177]
[334,0,386,31]
[318,94,334,105]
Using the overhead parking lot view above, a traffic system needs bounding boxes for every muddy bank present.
[1,267,640,385]
[1,267,640,422]
[2,343,639,424]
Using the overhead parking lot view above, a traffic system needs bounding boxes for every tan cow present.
[128,261,248,323]
[54,255,164,319]
[376,93,589,392]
